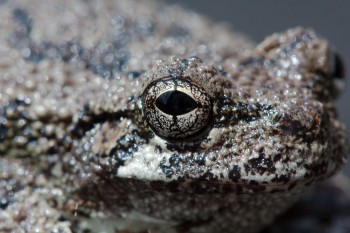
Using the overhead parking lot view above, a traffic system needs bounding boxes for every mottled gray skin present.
[0,0,348,233]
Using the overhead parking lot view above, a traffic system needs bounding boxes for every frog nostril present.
[332,52,345,80]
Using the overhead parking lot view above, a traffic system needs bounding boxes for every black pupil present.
[155,91,198,115]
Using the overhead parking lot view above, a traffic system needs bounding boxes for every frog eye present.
[142,77,212,139]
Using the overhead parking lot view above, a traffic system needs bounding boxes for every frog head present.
[75,28,346,196]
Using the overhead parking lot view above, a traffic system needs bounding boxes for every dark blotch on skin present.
[23,41,129,79]
[0,199,9,210]
[169,154,181,166]
[0,98,30,141]
[83,41,129,79]
[244,164,251,174]
[193,154,206,166]
[72,107,133,138]
[155,145,163,154]
[26,45,44,62]
[228,165,241,182]
[197,171,215,181]
[160,158,174,178]
[110,151,130,171]
[109,133,141,172]
[248,152,276,176]
[127,71,143,80]
[304,161,329,178]
[217,100,274,127]
[0,177,23,210]
[13,8,32,34]
[159,154,183,178]
[273,154,282,162]
[271,174,291,184]
[0,120,8,140]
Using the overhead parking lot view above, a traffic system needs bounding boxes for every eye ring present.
[142,76,212,140]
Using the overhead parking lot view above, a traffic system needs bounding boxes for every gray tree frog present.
[0,0,347,233]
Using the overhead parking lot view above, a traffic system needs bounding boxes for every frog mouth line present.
[82,172,328,198]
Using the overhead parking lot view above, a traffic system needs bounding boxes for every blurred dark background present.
[165,0,350,174]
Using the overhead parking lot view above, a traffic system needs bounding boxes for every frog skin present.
[0,0,348,233]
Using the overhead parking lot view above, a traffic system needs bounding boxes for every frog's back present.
[0,0,252,158]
